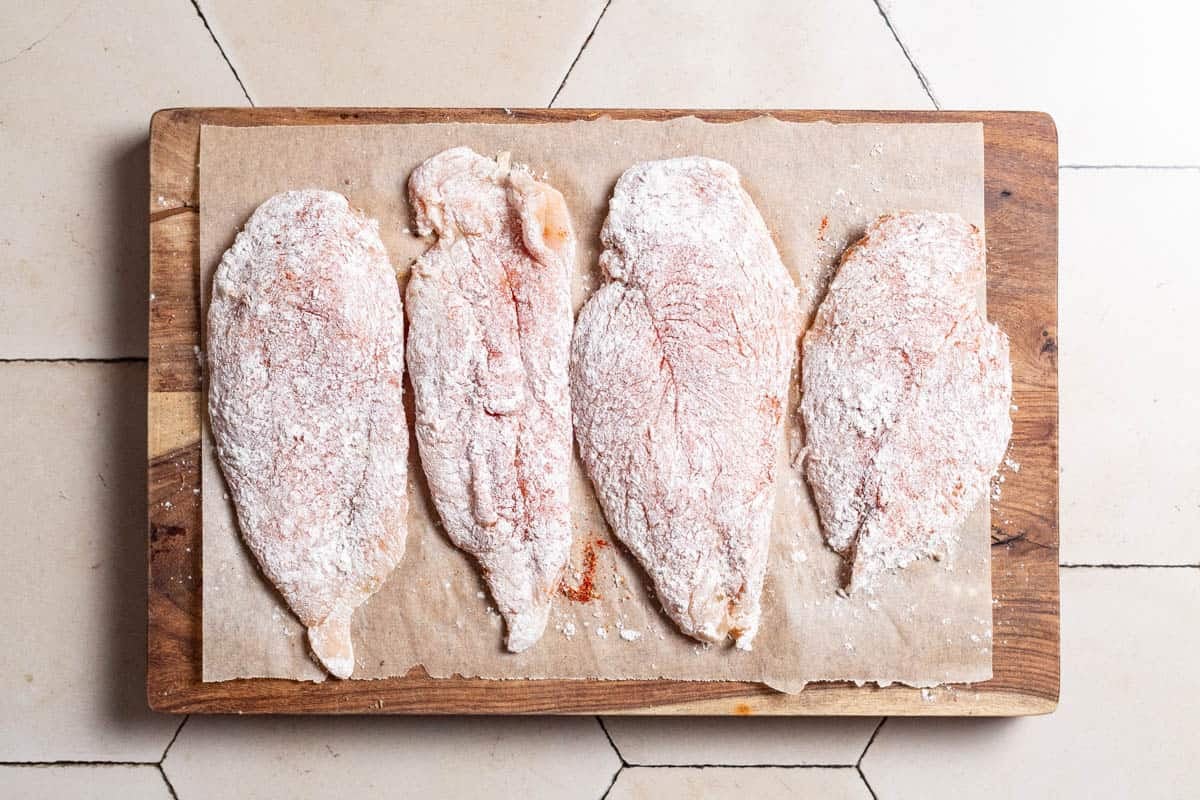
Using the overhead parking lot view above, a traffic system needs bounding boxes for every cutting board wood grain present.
[147,108,1059,715]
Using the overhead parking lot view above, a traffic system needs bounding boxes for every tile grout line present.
[856,716,885,798]
[158,762,181,800]
[0,761,159,767]
[858,764,880,800]
[0,357,147,364]
[1061,563,1199,569]
[159,715,190,763]
[599,763,622,800]
[0,715,190,775]
[604,764,864,797]
[548,0,613,108]
[1061,164,1200,171]
[857,718,886,766]
[157,716,188,800]
[621,763,861,769]
[188,0,254,106]
[595,716,628,765]
[871,0,939,110]
[0,1,80,66]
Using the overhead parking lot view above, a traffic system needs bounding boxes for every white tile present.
[862,569,1200,797]
[1059,169,1200,564]
[164,716,619,799]
[609,766,870,800]
[602,716,880,765]
[882,0,1200,165]
[198,0,605,106]
[0,363,179,761]
[555,0,931,108]
[0,765,169,800]
[0,0,246,358]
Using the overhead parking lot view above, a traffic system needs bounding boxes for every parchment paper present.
[199,117,993,691]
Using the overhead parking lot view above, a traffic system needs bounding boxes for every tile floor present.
[1,1,1196,798]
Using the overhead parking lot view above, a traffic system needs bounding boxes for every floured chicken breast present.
[208,190,409,679]
[571,157,798,650]
[800,211,1012,591]
[406,147,575,653]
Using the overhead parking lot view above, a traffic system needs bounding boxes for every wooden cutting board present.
[147,108,1058,715]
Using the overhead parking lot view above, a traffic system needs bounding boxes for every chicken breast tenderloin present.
[571,157,799,649]
[208,190,409,679]
[406,147,575,653]
[800,212,1012,592]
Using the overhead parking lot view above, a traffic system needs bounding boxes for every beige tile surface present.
[163,716,619,799]
[882,0,1200,165]
[602,716,880,765]
[1059,169,1200,565]
[0,363,178,761]
[0,765,169,800]
[0,0,246,359]
[1,4,1195,798]
[862,568,1200,797]
[609,766,871,800]
[554,0,932,108]
[198,0,605,106]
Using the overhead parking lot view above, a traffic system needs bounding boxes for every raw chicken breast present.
[800,211,1012,591]
[208,190,409,678]
[571,157,798,649]
[406,147,575,653]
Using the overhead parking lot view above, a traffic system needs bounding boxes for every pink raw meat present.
[800,211,1012,591]
[406,147,575,653]
[571,157,799,649]
[208,190,409,678]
